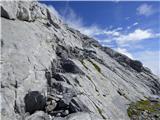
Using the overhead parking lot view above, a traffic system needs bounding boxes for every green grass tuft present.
[127,99,160,118]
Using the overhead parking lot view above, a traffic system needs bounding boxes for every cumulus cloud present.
[116,29,154,45]
[104,30,120,37]
[137,4,154,16]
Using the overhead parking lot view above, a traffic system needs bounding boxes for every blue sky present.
[41,1,160,75]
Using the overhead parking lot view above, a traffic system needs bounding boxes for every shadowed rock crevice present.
[1,6,10,19]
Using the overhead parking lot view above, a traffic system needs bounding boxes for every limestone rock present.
[1,1,160,120]
[25,111,50,120]
[1,1,18,20]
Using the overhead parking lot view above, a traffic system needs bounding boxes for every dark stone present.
[56,45,69,59]
[24,91,46,114]
[45,70,51,86]
[1,6,10,19]
[69,97,90,113]
[52,73,66,82]
[60,59,84,74]
[129,60,143,72]
[1,39,4,47]
[52,82,65,93]
[55,99,70,110]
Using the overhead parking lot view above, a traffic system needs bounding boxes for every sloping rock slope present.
[1,1,160,120]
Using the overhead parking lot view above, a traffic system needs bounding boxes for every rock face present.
[1,1,160,120]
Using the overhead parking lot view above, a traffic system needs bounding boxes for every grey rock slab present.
[25,111,51,120]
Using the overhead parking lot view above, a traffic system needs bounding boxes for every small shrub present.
[127,99,160,118]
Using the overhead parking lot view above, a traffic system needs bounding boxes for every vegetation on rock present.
[127,99,160,119]
[89,59,101,73]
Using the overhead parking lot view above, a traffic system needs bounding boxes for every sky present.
[41,1,160,76]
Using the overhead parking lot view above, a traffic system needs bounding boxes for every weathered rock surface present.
[1,1,160,120]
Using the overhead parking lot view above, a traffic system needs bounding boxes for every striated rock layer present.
[1,1,160,120]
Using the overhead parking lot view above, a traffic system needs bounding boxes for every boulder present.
[25,111,51,120]
[1,1,18,20]
[129,60,143,72]
[24,91,46,114]
[17,3,31,21]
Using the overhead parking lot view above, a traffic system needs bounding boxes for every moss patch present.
[127,99,160,118]
[89,59,101,73]
[86,75,91,80]
[80,60,88,70]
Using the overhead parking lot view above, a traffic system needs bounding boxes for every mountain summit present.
[1,1,160,120]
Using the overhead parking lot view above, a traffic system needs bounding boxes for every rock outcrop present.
[1,1,160,120]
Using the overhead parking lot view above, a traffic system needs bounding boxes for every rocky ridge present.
[1,1,160,120]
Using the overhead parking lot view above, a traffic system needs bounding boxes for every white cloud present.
[137,4,154,16]
[116,29,154,45]
[133,50,160,76]
[104,30,120,36]
[115,48,133,59]
[114,27,123,31]
[133,22,138,26]
[127,26,131,30]
[127,22,138,29]
[60,7,125,38]
[60,7,103,37]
